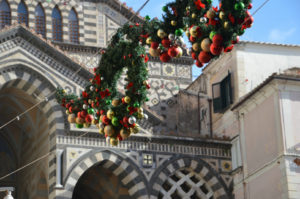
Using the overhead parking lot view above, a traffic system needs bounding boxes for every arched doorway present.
[0,87,49,198]
[72,161,131,199]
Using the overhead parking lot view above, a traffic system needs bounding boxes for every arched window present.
[0,0,11,29]
[69,8,79,44]
[17,1,28,26]
[52,6,62,42]
[35,3,46,38]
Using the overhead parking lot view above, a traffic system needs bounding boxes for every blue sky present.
[121,0,300,78]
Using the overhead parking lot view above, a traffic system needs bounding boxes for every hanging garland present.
[56,0,253,146]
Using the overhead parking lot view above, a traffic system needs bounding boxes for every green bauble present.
[111,117,119,126]
[234,2,245,10]
[209,31,217,40]
[106,99,112,105]
[87,108,95,114]
[133,102,140,108]
[175,28,184,36]
[76,123,83,128]
[238,29,245,35]
[162,6,168,12]
[145,15,151,20]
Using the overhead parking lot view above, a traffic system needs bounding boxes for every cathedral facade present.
[0,0,232,198]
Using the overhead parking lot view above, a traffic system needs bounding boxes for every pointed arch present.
[35,3,46,38]
[68,7,79,44]
[17,0,28,26]
[0,0,11,29]
[52,5,63,42]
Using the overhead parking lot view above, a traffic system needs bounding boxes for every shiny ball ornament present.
[209,31,216,40]
[124,96,131,104]
[224,21,230,29]
[99,122,105,129]
[106,110,114,119]
[128,116,136,124]
[213,34,223,45]
[198,51,212,63]
[138,112,144,119]
[219,11,226,20]
[112,99,120,107]
[168,47,180,57]
[83,123,91,128]
[99,127,104,134]
[87,108,95,114]
[168,34,175,41]
[189,26,198,37]
[146,37,152,44]
[161,39,171,48]
[200,17,207,23]
[92,119,98,125]
[201,38,212,52]
[186,6,190,11]
[130,124,140,134]
[160,52,171,62]
[234,2,245,10]
[185,30,190,37]
[171,20,177,26]
[151,42,159,49]
[138,107,144,113]
[83,104,88,110]
[120,128,130,139]
[75,117,84,125]
[143,113,149,120]
[105,136,110,144]
[157,29,167,39]
[68,114,76,123]
[175,28,184,36]
[85,115,93,124]
[195,60,203,68]
[111,116,119,126]
[110,137,119,146]
[210,44,224,55]
[176,47,183,58]
[66,110,70,114]
[76,123,83,129]
[192,43,200,51]
[206,9,216,19]
[149,47,160,57]
[192,13,197,19]
[104,125,115,137]
[88,99,93,104]
[90,86,95,91]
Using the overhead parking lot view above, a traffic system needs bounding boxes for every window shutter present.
[212,82,222,112]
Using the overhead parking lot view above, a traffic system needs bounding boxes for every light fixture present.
[4,191,14,199]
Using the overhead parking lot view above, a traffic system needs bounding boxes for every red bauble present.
[85,115,93,124]
[248,3,252,9]
[232,36,239,44]
[189,36,196,42]
[160,52,171,62]
[198,51,212,63]
[68,107,73,113]
[168,47,180,57]
[210,44,224,55]
[151,42,159,49]
[102,115,110,125]
[224,45,234,52]
[123,116,128,124]
[212,34,223,45]
[161,39,171,48]
[80,110,87,118]
[191,52,197,60]
[244,16,254,28]
[195,60,203,68]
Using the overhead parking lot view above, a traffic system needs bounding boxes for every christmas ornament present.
[83,104,88,109]
[192,43,200,51]
[162,39,171,48]
[210,43,223,55]
[234,2,245,11]
[104,125,115,137]
[112,99,120,107]
[149,47,160,57]
[195,60,203,68]
[201,38,211,52]
[168,46,180,57]
[171,20,177,26]
[157,29,167,38]
[206,9,216,19]
[128,116,136,124]
[120,128,130,139]
[219,11,225,20]
[168,34,175,41]
[160,52,171,62]
[146,37,152,44]
[110,137,119,146]
[200,17,207,23]
[68,114,76,123]
[124,96,131,104]
[151,42,159,49]
[198,51,212,63]
[175,28,184,36]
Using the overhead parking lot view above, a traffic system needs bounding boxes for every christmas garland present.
[56,0,253,146]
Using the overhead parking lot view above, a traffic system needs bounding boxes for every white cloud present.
[268,28,296,43]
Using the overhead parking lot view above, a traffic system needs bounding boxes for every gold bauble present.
[130,124,140,134]
[192,43,200,51]
[124,96,131,104]
[192,13,197,19]
[68,114,76,123]
[176,47,183,58]
[120,128,130,139]
[112,99,120,107]
[104,125,115,137]
[107,110,114,119]
[201,38,211,52]
[75,117,84,125]
[88,99,93,104]
[146,37,152,44]
[138,107,144,113]
[149,48,160,57]
[92,119,98,125]
[157,29,166,39]
[185,30,190,37]
[171,20,177,26]
[138,112,144,119]
[224,21,230,29]
[83,123,91,128]
[143,80,148,86]
[189,26,198,37]
[66,110,70,115]
[206,9,216,19]
[99,127,104,134]
[99,115,104,122]
[219,11,225,20]
[110,137,119,146]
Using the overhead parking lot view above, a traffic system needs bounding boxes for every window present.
[142,153,153,167]
[69,8,79,43]
[231,136,242,170]
[35,3,46,38]
[0,0,11,29]
[17,1,28,26]
[212,72,233,113]
[52,6,62,42]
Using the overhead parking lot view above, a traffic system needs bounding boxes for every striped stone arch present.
[0,64,67,197]
[64,150,149,199]
[149,157,230,199]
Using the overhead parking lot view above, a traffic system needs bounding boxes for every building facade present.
[0,0,233,199]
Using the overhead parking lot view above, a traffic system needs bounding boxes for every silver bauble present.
[168,34,175,41]
[143,114,148,120]
[128,116,136,124]
[200,17,207,23]
[90,86,95,91]
[83,104,88,110]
